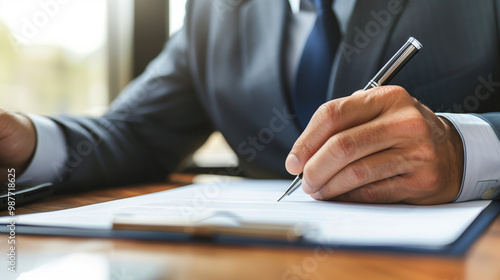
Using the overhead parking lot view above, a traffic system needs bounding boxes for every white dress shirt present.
[19,0,500,201]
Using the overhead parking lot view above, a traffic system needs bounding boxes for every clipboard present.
[1,180,499,257]
[5,201,498,257]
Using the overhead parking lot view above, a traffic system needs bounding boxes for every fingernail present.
[311,191,323,200]
[285,153,300,173]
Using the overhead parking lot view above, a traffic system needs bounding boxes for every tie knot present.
[314,0,333,11]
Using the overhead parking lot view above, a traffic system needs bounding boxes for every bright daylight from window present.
[0,0,235,167]
[0,0,189,115]
[0,0,108,115]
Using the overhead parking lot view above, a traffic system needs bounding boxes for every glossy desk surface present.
[1,175,499,280]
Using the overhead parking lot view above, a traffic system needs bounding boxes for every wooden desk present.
[1,175,499,280]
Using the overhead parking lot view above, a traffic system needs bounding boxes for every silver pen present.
[277,37,423,202]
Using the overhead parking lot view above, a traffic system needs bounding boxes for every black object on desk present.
[1,183,53,210]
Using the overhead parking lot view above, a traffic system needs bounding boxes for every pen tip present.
[277,194,286,202]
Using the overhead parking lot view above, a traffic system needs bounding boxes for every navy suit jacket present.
[48,0,500,191]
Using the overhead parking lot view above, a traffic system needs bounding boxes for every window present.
[0,0,188,115]
[0,0,237,172]
[169,0,187,36]
[0,0,108,115]
[168,0,238,172]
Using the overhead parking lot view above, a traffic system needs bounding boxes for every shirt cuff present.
[17,115,67,186]
[437,113,500,202]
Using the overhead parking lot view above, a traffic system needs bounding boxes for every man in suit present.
[2,0,500,204]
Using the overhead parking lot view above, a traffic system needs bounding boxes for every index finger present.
[286,86,403,175]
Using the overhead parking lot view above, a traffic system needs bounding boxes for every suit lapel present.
[239,0,289,105]
[328,0,408,100]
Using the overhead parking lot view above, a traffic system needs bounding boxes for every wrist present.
[439,116,464,202]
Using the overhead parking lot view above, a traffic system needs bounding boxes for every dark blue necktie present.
[292,0,341,129]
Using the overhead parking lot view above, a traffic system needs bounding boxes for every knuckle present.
[412,97,422,107]
[398,112,430,136]
[303,164,321,189]
[376,85,408,101]
[346,162,369,186]
[293,140,315,157]
[411,116,431,135]
[328,134,356,163]
[317,101,342,132]
[389,85,410,98]
[394,153,414,173]
[357,185,379,203]
[409,141,437,162]
[322,100,342,118]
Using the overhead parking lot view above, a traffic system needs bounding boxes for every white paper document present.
[0,180,492,247]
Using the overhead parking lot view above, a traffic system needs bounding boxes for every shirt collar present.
[289,0,301,14]
[289,0,330,14]
[288,0,356,35]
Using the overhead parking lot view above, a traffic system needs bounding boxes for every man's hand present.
[285,86,464,205]
[0,109,36,179]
